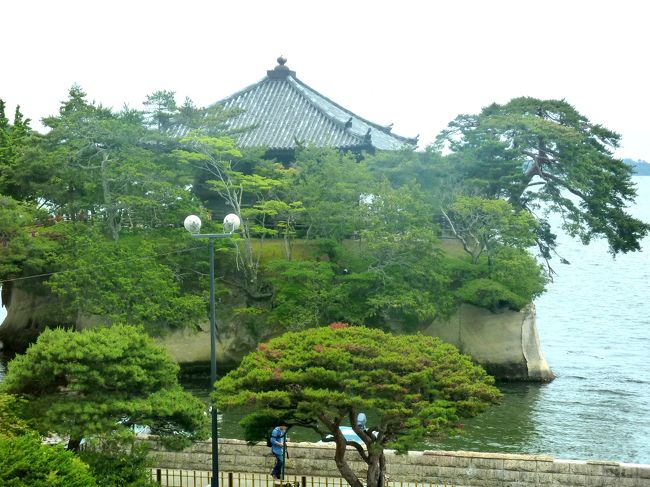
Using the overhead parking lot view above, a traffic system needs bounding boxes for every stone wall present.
[146,439,650,487]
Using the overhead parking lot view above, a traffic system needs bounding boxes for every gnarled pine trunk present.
[333,439,364,487]
[333,436,387,487]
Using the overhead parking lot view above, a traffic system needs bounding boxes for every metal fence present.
[150,469,458,487]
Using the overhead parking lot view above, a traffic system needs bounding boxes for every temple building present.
[211,56,418,161]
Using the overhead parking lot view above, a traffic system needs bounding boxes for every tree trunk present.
[366,450,386,487]
[67,437,82,452]
[100,150,120,241]
[334,440,364,487]
[379,450,387,487]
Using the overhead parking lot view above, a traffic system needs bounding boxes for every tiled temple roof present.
[211,57,418,152]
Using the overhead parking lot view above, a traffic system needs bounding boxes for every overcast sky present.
[2,0,648,160]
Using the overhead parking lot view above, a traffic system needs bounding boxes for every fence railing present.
[150,469,459,487]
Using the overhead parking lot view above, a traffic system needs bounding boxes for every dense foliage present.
[216,324,501,487]
[45,229,205,333]
[0,434,97,486]
[0,87,645,485]
[0,89,644,347]
[79,436,158,487]
[1,393,154,486]
[0,393,31,438]
[0,393,97,485]
[1,324,209,451]
[435,97,650,267]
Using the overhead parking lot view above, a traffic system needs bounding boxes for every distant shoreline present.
[625,159,650,176]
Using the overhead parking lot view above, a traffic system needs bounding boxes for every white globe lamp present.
[184,214,202,234]
[223,213,241,233]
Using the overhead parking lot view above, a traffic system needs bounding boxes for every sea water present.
[436,176,650,464]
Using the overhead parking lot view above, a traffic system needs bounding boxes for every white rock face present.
[422,303,554,381]
[1,284,553,381]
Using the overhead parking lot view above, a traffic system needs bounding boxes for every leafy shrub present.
[0,434,96,486]
[0,393,31,438]
[79,436,156,487]
[489,247,547,303]
[455,278,528,311]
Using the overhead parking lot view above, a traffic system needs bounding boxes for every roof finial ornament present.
[268,55,296,79]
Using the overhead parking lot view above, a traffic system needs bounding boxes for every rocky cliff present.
[136,303,554,381]
[0,285,72,353]
[0,285,553,381]
[422,303,554,381]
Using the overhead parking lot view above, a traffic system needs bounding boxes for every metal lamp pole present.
[184,214,241,487]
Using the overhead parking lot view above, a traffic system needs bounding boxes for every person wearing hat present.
[270,421,288,480]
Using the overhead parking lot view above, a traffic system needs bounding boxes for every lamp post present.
[184,213,241,487]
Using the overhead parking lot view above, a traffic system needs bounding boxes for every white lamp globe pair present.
[184,213,241,234]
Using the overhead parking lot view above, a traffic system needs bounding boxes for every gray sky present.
[2,0,648,160]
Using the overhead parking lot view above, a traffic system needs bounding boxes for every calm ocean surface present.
[435,176,650,465]
[1,178,649,464]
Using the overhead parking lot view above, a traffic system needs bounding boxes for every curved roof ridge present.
[210,77,267,107]
[289,76,418,146]
[213,75,364,146]
[204,59,418,151]
[282,76,366,146]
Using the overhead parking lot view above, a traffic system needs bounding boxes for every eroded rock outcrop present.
[422,303,554,381]
[0,286,71,353]
[0,285,553,381]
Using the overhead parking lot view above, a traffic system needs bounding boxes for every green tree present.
[1,394,98,485]
[45,229,205,333]
[0,100,32,200]
[0,195,43,280]
[354,182,455,326]
[143,90,177,132]
[364,148,447,195]
[441,196,539,265]
[436,97,650,263]
[1,324,209,452]
[79,435,157,487]
[217,324,500,487]
[290,148,374,241]
[174,135,297,297]
[0,393,31,438]
[0,434,97,486]
[27,86,196,240]
[266,260,344,330]
[260,181,461,332]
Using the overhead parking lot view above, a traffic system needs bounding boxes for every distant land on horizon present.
[624,158,650,176]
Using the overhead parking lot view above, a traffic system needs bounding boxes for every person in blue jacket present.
[270,421,288,480]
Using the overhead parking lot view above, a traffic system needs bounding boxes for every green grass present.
[236,238,322,264]
[238,235,467,262]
